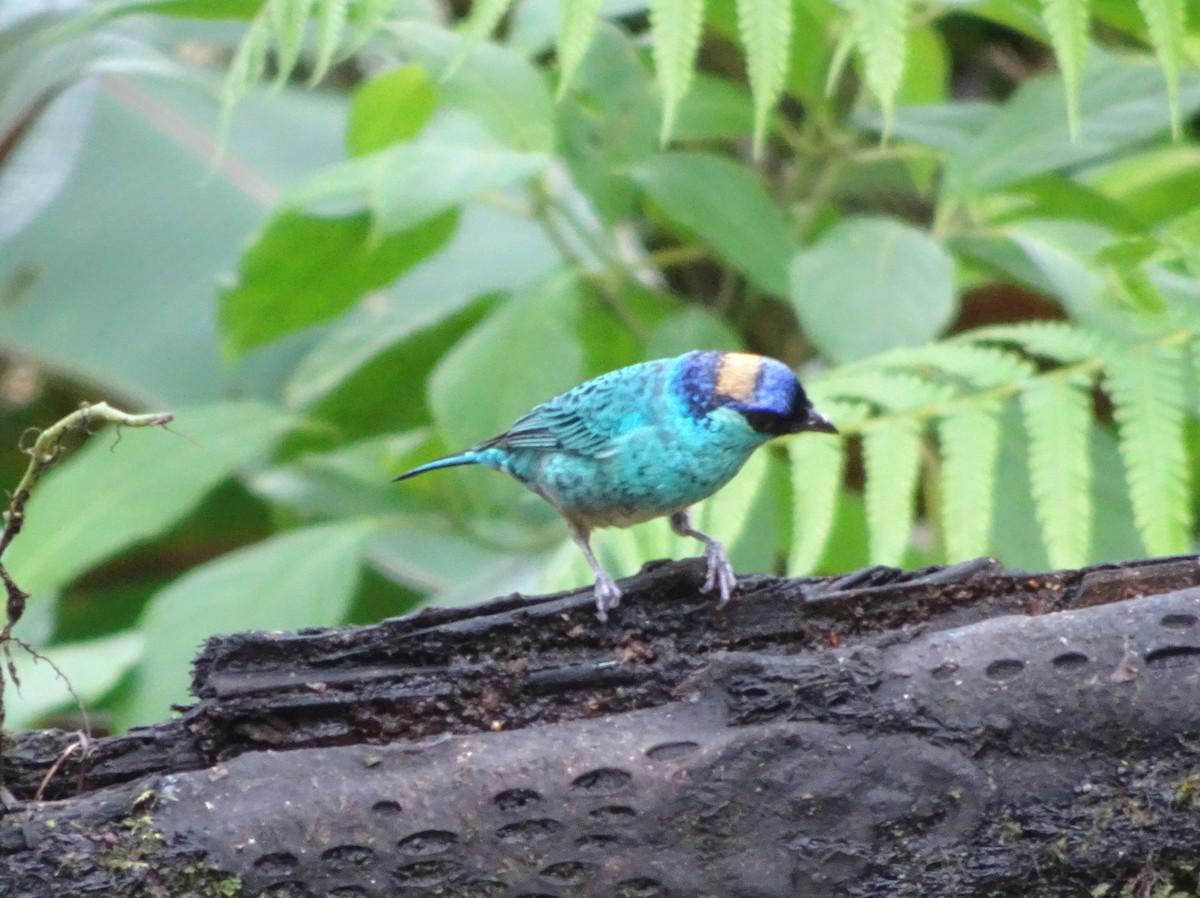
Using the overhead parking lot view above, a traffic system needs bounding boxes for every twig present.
[0,402,172,771]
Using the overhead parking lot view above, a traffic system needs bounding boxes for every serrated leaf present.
[348,0,394,48]
[818,370,952,414]
[220,14,271,131]
[446,0,515,79]
[845,0,911,137]
[736,0,792,157]
[270,0,316,88]
[1137,0,1185,138]
[881,342,1037,389]
[1104,345,1192,555]
[966,321,1107,365]
[310,0,349,83]
[1039,0,1090,140]
[650,0,706,144]
[862,417,923,565]
[937,399,1002,560]
[788,429,846,574]
[555,0,603,98]
[1019,377,1093,568]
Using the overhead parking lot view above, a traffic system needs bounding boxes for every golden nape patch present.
[715,352,763,402]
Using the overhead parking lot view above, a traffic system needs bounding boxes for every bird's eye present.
[739,409,788,435]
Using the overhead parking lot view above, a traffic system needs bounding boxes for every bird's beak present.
[802,409,838,435]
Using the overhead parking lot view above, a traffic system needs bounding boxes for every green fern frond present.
[1039,0,1090,140]
[965,321,1110,365]
[736,0,792,158]
[1136,0,1185,139]
[845,0,911,139]
[445,0,515,79]
[348,0,396,48]
[270,0,316,89]
[650,0,706,145]
[936,399,1003,560]
[221,12,271,133]
[862,417,924,565]
[819,370,953,415]
[876,342,1038,389]
[555,0,603,99]
[1019,376,1094,568]
[1104,343,1192,555]
[787,400,863,574]
[310,0,349,84]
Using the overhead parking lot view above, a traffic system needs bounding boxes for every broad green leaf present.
[1087,144,1200,226]
[846,0,911,137]
[290,141,548,235]
[650,0,705,144]
[897,25,948,106]
[1019,376,1093,568]
[646,308,742,357]
[219,210,457,358]
[428,271,584,455]
[673,73,755,141]
[347,64,439,156]
[862,417,923,565]
[936,399,1002,560]
[4,401,294,594]
[788,426,847,574]
[5,632,144,731]
[945,50,1200,197]
[0,77,346,404]
[1136,0,1185,138]
[1039,0,1090,139]
[736,0,792,156]
[856,101,997,153]
[634,151,794,296]
[1104,344,1192,555]
[395,20,554,151]
[790,217,956,363]
[124,520,375,727]
[555,0,604,97]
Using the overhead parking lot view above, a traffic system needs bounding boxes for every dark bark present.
[2,554,1200,897]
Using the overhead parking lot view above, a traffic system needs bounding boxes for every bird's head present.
[678,351,838,438]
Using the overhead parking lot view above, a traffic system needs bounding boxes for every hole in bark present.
[391,859,462,886]
[576,833,623,850]
[493,787,543,812]
[254,852,299,875]
[1161,613,1198,630]
[321,844,375,872]
[459,880,507,898]
[261,882,314,898]
[371,799,403,817]
[930,662,958,680]
[539,860,598,882]
[495,818,564,845]
[984,658,1025,680]
[397,829,459,855]
[616,877,665,896]
[1051,651,1089,670]
[589,805,637,822]
[572,767,632,794]
[1144,645,1200,668]
[645,741,699,761]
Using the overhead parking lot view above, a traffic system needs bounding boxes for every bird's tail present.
[392,451,480,482]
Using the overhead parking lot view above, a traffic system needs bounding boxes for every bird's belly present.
[530,437,752,529]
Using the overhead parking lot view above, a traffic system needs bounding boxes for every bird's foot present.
[699,541,737,606]
[593,572,623,622]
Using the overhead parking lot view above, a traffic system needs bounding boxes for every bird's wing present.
[477,361,666,456]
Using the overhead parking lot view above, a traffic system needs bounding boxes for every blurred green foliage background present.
[1,0,1198,732]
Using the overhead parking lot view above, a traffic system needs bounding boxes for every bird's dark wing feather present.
[477,360,667,456]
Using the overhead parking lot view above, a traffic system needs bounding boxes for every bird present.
[394,350,838,620]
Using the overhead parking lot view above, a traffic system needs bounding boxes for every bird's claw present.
[593,572,623,622]
[699,542,737,606]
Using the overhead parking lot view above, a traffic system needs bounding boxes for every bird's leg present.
[569,524,622,621]
[669,509,737,606]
